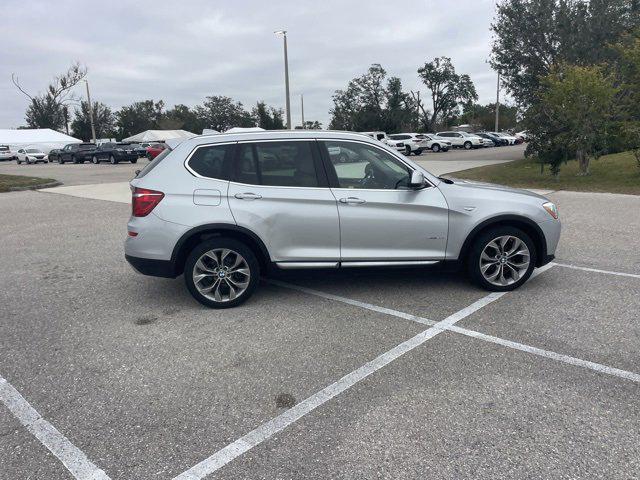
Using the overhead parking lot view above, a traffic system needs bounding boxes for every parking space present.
[1,184,639,480]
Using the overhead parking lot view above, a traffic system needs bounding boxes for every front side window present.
[323,141,411,190]
[389,134,410,140]
[235,141,319,187]
[187,144,234,180]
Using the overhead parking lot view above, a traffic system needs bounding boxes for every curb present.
[8,181,63,192]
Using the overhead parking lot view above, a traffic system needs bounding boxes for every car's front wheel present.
[463,141,472,150]
[184,238,259,308]
[92,156,99,164]
[468,226,536,291]
[110,155,118,164]
[130,158,137,164]
[431,144,440,152]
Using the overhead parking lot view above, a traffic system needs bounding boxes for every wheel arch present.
[170,224,271,276]
[459,215,547,267]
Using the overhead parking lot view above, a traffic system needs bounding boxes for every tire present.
[184,238,260,309]
[463,141,472,150]
[72,155,78,164]
[16,159,21,164]
[109,155,117,165]
[130,158,137,164]
[92,156,99,164]
[431,143,440,153]
[467,226,537,292]
[404,146,412,156]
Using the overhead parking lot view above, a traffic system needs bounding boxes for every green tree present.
[161,104,204,133]
[526,64,618,176]
[194,96,254,132]
[252,101,285,129]
[458,102,519,131]
[417,57,478,131]
[491,0,638,106]
[13,63,87,130]
[115,100,165,138]
[329,64,415,132]
[71,101,116,141]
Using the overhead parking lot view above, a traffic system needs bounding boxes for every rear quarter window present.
[135,147,172,179]
[186,144,234,180]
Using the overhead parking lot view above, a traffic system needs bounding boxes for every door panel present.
[331,187,449,260]
[321,140,449,261]
[228,140,340,262]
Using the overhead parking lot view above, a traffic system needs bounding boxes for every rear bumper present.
[125,254,176,278]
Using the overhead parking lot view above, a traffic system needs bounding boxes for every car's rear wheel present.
[468,226,536,292]
[92,155,99,164]
[404,145,411,156]
[130,158,137,164]
[184,238,259,309]
[431,144,440,152]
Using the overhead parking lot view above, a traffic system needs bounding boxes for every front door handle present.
[339,197,366,205]
[234,192,262,200]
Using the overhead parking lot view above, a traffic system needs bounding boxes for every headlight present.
[543,202,558,219]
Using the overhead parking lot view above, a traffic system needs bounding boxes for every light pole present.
[300,93,305,129]
[84,79,97,143]
[494,73,500,132]
[274,30,291,129]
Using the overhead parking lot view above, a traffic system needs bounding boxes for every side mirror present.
[409,170,425,188]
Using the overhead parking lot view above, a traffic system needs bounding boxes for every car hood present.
[444,177,548,200]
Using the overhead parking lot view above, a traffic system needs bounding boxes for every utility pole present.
[300,94,305,128]
[416,91,420,131]
[494,73,500,132]
[63,106,69,135]
[84,80,97,143]
[274,30,291,129]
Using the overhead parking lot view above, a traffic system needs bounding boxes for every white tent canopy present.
[0,128,81,153]
[122,129,196,143]
[224,127,265,133]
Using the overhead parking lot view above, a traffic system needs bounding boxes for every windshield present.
[26,149,41,153]
[0,146,9,151]
[79,144,95,150]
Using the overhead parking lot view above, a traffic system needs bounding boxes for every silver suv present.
[125,131,560,308]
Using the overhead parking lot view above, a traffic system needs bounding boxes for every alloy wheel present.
[192,248,251,303]
[479,235,530,286]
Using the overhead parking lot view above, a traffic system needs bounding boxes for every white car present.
[0,145,14,161]
[385,137,408,153]
[490,132,518,145]
[360,131,390,144]
[515,130,529,142]
[388,134,427,155]
[436,131,484,149]
[422,134,452,152]
[16,148,48,164]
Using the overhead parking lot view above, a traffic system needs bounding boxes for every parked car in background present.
[16,147,48,164]
[128,143,148,158]
[388,133,426,155]
[385,137,407,154]
[0,145,14,161]
[360,131,390,144]
[436,131,484,149]
[515,131,529,142]
[92,142,140,164]
[57,143,97,164]
[146,143,168,160]
[422,134,452,152]
[480,132,508,146]
[474,133,498,147]
[489,132,518,145]
[47,149,61,163]
[124,130,560,308]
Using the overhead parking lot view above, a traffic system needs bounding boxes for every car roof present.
[183,130,376,148]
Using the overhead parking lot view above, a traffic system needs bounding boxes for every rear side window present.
[389,135,410,140]
[187,144,234,180]
[235,141,319,187]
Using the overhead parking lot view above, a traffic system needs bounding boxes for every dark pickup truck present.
[91,142,143,164]
[55,143,97,164]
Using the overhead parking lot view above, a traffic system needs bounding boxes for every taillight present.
[132,187,164,217]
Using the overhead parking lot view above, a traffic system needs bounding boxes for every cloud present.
[1,0,502,130]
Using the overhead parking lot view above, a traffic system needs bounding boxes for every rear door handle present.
[234,192,262,200]
[339,197,366,205]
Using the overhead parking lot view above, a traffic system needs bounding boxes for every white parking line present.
[270,263,640,384]
[552,262,640,279]
[172,292,505,480]
[0,376,111,480]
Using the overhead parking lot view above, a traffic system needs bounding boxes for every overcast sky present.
[1,0,501,130]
